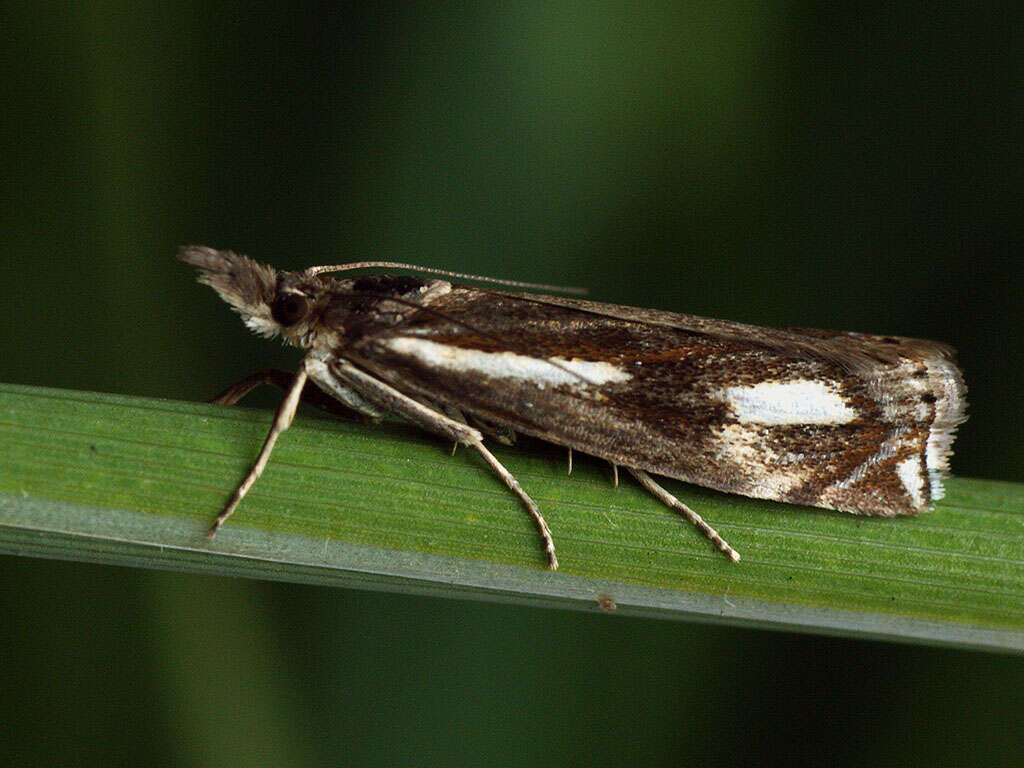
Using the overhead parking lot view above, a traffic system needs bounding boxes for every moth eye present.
[272,293,310,326]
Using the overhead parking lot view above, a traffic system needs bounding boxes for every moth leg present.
[314,356,559,569]
[610,462,619,488]
[470,441,558,571]
[207,366,309,537]
[567,447,573,475]
[210,368,294,405]
[628,469,740,563]
[210,368,382,421]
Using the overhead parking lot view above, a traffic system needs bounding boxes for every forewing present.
[344,287,964,516]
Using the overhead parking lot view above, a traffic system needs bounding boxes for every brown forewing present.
[340,286,962,516]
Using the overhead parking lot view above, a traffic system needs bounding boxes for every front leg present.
[307,355,559,570]
[211,367,384,421]
[207,364,310,536]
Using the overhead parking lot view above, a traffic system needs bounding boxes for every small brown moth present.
[179,246,966,569]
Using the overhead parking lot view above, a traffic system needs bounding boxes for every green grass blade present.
[0,383,1021,652]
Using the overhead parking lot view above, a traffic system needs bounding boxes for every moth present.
[179,246,966,569]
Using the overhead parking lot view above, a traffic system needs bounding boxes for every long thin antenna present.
[302,260,587,296]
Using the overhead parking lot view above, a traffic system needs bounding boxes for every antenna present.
[302,261,587,296]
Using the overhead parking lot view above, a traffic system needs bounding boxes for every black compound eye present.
[271,292,310,326]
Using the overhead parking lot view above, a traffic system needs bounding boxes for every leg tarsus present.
[629,468,740,562]
[471,441,558,570]
[207,367,309,536]
[324,358,559,569]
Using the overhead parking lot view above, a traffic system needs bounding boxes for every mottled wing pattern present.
[342,286,965,516]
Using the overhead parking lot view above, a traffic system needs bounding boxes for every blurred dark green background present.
[1,2,1021,765]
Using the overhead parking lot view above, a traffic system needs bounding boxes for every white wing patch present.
[712,423,809,495]
[897,456,926,507]
[720,380,858,425]
[383,337,632,388]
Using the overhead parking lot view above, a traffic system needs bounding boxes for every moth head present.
[178,246,323,346]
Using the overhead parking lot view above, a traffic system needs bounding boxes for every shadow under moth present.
[179,246,966,569]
